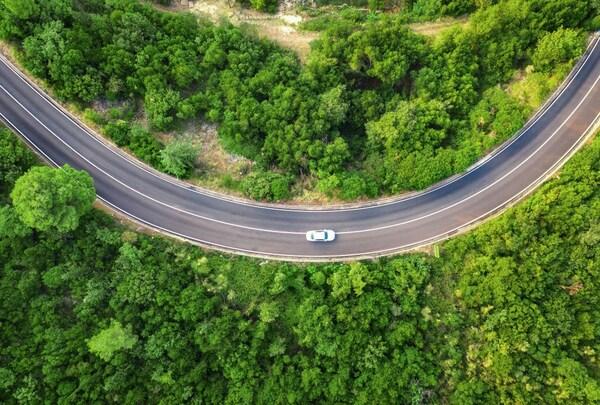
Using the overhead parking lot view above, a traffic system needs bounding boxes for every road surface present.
[1,36,599,260]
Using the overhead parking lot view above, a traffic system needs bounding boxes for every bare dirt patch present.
[167,0,318,61]
[0,41,15,59]
[408,16,468,37]
[161,120,253,194]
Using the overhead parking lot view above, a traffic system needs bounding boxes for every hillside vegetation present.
[0,0,597,201]
[1,124,599,403]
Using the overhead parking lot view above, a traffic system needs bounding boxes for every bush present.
[160,139,198,179]
[128,125,163,167]
[532,28,586,73]
[317,174,341,198]
[241,171,292,201]
[470,87,529,147]
[83,108,106,126]
[0,128,38,193]
[340,173,367,200]
[589,15,600,31]
[220,174,241,191]
[104,120,130,147]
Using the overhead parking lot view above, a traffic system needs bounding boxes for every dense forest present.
[0,0,597,200]
[1,121,599,403]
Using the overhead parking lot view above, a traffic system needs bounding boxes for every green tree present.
[0,128,38,193]
[10,165,95,233]
[3,0,39,19]
[0,205,31,238]
[144,85,181,131]
[366,98,452,191]
[87,320,138,362]
[532,28,586,73]
[345,18,427,86]
[241,171,291,201]
[160,139,198,178]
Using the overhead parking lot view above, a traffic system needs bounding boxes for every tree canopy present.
[10,164,95,232]
[87,320,138,362]
[160,139,198,178]
[0,124,599,403]
[0,0,596,200]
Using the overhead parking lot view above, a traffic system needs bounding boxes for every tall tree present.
[10,164,95,232]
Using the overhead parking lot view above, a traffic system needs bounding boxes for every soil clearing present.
[165,0,318,62]
[408,16,469,37]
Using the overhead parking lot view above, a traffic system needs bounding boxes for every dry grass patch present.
[409,16,468,37]
[162,0,318,62]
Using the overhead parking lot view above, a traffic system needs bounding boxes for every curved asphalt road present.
[1,36,600,261]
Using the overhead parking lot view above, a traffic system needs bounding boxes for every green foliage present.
[469,86,530,147]
[144,86,180,131]
[10,165,95,233]
[366,98,453,191]
[340,173,367,200]
[1,126,600,403]
[311,16,426,87]
[409,0,485,20]
[439,135,600,403]
[241,171,292,201]
[102,121,164,167]
[300,7,371,32]
[160,139,198,178]
[532,28,586,73]
[128,125,164,167]
[104,120,130,147]
[0,205,32,239]
[0,368,15,391]
[248,0,278,12]
[0,128,38,195]
[1,0,597,200]
[4,0,39,19]
[87,320,138,361]
[317,174,340,197]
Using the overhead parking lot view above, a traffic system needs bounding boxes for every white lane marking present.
[1,48,600,238]
[0,36,598,258]
[100,114,600,258]
[2,105,598,259]
[337,74,600,234]
[0,85,304,235]
[0,35,599,213]
[0,111,60,167]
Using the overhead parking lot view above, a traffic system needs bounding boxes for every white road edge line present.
[0,35,598,213]
[100,113,600,258]
[4,64,598,238]
[0,37,598,257]
[338,73,600,234]
[2,101,598,258]
[0,86,305,235]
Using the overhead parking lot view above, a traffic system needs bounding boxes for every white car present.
[306,229,336,242]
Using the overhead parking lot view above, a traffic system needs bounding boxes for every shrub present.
[160,139,198,179]
[532,28,586,73]
[128,125,163,167]
[340,173,367,200]
[241,171,292,201]
[317,174,341,198]
[104,120,130,147]
[0,128,38,192]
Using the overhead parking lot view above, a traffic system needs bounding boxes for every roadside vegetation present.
[1,122,599,402]
[0,0,597,202]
